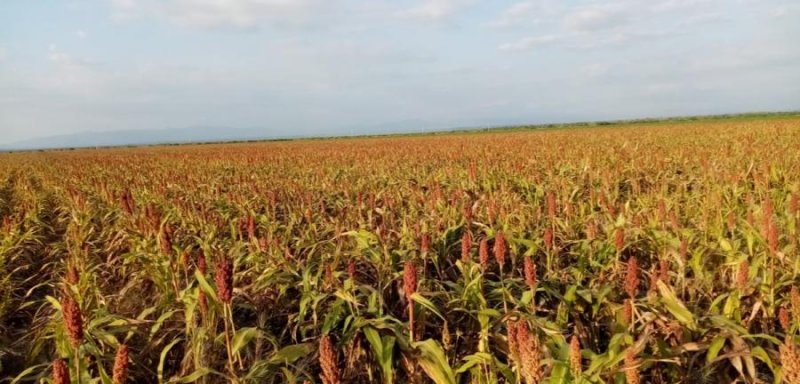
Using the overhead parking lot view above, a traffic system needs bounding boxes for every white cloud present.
[76,30,87,39]
[48,45,72,65]
[399,0,473,23]
[563,6,627,32]
[649,0,716,13]
[487,1,558,28]
[47,44,96,68]
[35,45,108,97]
[499,34,560,51]
[110,0,339,29]
[112,0,137,9]
[771,4,799,18]
[498,1,720,52]
[4,0,798,145]
[580,63,611,78]
[499,27,679,52]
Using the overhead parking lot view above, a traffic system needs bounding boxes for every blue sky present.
[1,0,799,144]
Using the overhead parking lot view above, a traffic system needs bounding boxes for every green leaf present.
[563,285,578,303]
[45,295,62,311]
[194,270,219,303]
[159,339,183,384]
[707,336,726,363]
[751,346,774,371]
[657,280,696,330]
[411,293,445,321]
[150,310,179,338]
[345,230,379,250]
[231,327,260,356]
[11,363,49,383]
[269,343,315,365]
[413,339,456,384]
[364,326,383,354]
[364,326,395,384]
[548,362,570,384]
[519,290,534,306]
[171,368,213,383]
[455,352,493,374]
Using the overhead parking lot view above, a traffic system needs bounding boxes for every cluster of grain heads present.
[118,188,135,215]
[61,292,83,348]
[66,265,79,286]
[780,307,791,332]
[159,223,173,257]
[506,319,520,366]
[479,238,489,272]
[514,320,544,384]
[324,263,336,289]
[615,228,625,254]
[762,198,774,238]
[144,203,161,234]
[246,214,256,240]
[112,344,130,384]
[585,218,597,241]
[461,231,471,263]
[623,257,639,326]
[52,359,70,384]
[624,350,640,384]
[493,231,507,272]
[543,228,554,251]
[61,289,83,383]
[487,200,497,225]
[546,191,557,220]
[570,334,582,377]
[623,296,633,327]
[658,259,669,284]
[524,255,537,290]
[420,233,431,255]
[768,220,780,254]
[319,335,340,384]
[347,259,356,281]
[736,259,749,290]
[780,338,800,383]
[792,287,800,324]
[215,254,237,371]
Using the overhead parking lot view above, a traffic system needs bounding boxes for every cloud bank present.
[0,0,798,145]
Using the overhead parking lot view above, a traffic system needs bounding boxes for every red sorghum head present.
[215,256,233,304]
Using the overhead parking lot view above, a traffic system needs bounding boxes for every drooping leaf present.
[413,339,456,384]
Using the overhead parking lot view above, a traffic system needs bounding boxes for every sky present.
[1,0,799,145]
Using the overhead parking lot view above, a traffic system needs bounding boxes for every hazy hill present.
[0,120,439,151]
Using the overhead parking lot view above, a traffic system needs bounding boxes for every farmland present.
[1,116,800,383]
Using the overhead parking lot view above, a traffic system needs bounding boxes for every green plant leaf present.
[707,336,726,363]
[269,343,314,365]
[411,293,445,320]
[159,339,183,384]
[657,280,696,330]
[413,339,456,384]
[194,270,219,303]
[231,327,260,356]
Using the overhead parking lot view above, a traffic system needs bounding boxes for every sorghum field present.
[2,116,800,384]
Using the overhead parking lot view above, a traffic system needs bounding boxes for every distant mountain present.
[0,126,284,151]
[5,111,799,151]
[0,120,447,151]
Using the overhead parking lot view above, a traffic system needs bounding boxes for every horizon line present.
[3,110,799,153]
